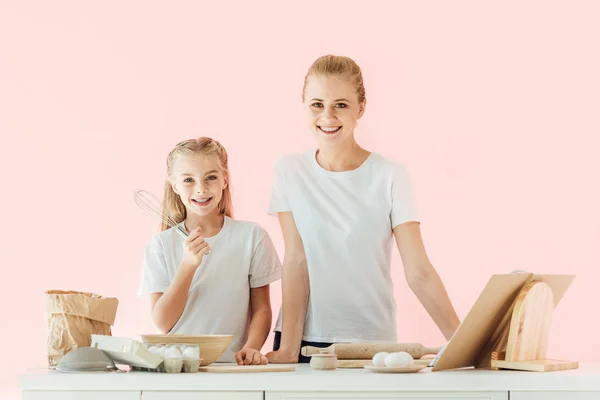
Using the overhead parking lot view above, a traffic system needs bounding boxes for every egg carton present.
[133,343,201,373]
[90,335,200,373]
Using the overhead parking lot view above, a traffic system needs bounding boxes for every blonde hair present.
[302,55,366,104]
[160,137,233,231]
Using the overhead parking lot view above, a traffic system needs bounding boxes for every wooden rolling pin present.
[301,343,443,359]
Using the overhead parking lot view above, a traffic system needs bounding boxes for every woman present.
[266,55,460,363]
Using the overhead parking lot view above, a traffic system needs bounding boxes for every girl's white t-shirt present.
[268,150,419,343]
[138,216,282,362]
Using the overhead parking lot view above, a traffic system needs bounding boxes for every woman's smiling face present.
[303,74,365,147]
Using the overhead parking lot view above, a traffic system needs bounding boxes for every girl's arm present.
[150,262,197,333]
[243,285,272,350]
[235,285,273,365]
[393,221,461,341]
[150,227,209,333]
[266,212,309,363]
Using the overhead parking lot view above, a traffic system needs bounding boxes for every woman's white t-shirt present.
[138,216,282,362]
[268,150,419,343]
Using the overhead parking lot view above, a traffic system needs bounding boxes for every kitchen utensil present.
[430,273,576,372]
[198,365,295,373]
[364,364,427,373]
[133,190,188,238]
[141,334,233,366]
[489,280,579,372]
[309,351,338,370]
[301,343,442,360]
[56,347,116,373]
[506,280,554,361]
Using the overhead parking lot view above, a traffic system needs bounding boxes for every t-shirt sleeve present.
[137,235,171,297]
[248,227,283,288]
[268,156,291,216]
[390,163,420,229]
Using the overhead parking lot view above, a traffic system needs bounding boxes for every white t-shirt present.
[268,150,419,343]
[138,216,282,362]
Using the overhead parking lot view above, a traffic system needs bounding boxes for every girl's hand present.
[181,227,210,268]
[235,348,268,365]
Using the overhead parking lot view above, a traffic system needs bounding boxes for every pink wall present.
[1,1,599,397]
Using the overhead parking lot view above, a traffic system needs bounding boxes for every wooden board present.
[337,359,371,368]
[364,364,427,373]
[477,273,536,369]
[491,359,579,372]
[505,281,554,362]
[431,273,575,372]
[197,365,295,373]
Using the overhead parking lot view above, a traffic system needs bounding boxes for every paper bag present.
[46,290,119,366]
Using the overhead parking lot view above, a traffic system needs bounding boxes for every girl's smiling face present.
[170,154,228,218]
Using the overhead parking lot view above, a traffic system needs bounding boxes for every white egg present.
[147,346,159,354]
[182,347,200,360]
[163,347,182,359]
[385,351,414,367]
[372,352,389,367]
[155,346,166,356]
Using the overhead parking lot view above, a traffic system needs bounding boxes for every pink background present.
[1,1,599,398]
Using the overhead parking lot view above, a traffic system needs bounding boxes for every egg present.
[372,352,389,367]
[155,346,166,356]
[147,346,160,354]
[182,347,200,360]
[163,347,182,359]
[385,351,414,367]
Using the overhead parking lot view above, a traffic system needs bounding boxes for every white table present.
[18,362,600,400]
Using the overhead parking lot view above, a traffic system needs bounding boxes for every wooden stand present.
[487,278,578,372]
[432,273,578,372]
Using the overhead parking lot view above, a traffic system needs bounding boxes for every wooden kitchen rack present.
[432,273,578,372]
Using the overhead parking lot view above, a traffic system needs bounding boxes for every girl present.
[138,137,282,365]
[266,55,461,363]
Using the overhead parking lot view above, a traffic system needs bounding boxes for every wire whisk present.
[133,189,188,239]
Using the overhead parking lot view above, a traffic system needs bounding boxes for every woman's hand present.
[266,349,299,364]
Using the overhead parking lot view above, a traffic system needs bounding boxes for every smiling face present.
[170,153,228,218]
[303,74,366,148]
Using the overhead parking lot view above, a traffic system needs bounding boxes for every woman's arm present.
[150,262,197,333]
[393,221,460,341]
[266,212,309,363]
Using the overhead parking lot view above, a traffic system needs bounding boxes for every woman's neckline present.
[311,148,375,177]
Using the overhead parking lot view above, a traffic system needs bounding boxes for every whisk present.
[133,189,188,239]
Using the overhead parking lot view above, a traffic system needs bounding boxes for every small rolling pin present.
[301,342,443,359]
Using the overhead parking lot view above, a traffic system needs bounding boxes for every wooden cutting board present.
[505,280,554,362]
[198,364,296,373]
[490,359,579,372]
[432,273,575,372]
[301,343,442,359]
